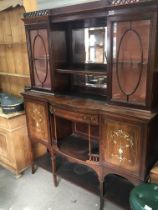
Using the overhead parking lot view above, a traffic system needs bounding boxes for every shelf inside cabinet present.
[33,56,49,60]
[56,68,106,76]
[35,153,99,194]
[58,134,99,161]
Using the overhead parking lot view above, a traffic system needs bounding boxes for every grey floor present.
[0,166,124,210]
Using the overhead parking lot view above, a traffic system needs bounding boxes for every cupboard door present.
[29,29,51,90]
[25,100,50,144]
[108,15,153,107]
[102,117,142,175]
[0,132,8,161]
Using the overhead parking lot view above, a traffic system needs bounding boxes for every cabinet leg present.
[15,172,22,179]
[99,180,104,210]
[30,143,37,174]
[32,163,37,174]
[52,155,57,187]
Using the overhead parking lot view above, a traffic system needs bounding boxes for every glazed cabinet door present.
[25,99,51,146]
[26,27,52,91]
[101,115,144,176]
[107,11,156,108]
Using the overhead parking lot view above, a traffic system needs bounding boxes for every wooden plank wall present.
[0,6,30,96]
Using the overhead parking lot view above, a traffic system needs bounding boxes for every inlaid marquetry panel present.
[26,101,49,143]
[102,119,141,174]
[0,133,7,159]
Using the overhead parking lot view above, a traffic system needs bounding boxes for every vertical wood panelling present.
[0,75,30,96]
[0,6,30,96]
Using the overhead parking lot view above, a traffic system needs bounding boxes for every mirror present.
[72,27,107,64]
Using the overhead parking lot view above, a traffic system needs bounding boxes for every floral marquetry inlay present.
[110,129,134,162]
[26,102,49,143]
[103,120,141,173]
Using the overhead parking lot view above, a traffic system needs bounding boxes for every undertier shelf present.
[35,153,132,209]
[58,134,99,161]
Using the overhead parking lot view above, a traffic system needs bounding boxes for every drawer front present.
[25,101,50,144]
[51,107,98,125]
[102,117,142,175]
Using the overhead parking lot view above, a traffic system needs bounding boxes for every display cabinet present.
[107,8,158,109]
[23,1,158,210]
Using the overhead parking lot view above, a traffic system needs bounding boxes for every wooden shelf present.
[0,42,26,45]
[58,134,99,161]
[56,68,107,76]
[35,153,131,209]
[36,153,99,194]
[0,72,30,78]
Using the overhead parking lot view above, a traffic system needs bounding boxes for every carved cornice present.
[24,9,49,19]
[23,0,155,20]
[108,0,151,6]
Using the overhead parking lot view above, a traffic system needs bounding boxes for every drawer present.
[51,107,99,125]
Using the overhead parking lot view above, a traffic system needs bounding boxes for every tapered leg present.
[31,144,37,174]
[99,180,104,210]
[52,154,58,187]
[32,163,37,174]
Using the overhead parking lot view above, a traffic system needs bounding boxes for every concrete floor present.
[0,166,123,210]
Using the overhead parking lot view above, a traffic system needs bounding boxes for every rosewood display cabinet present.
[23,1,158,209]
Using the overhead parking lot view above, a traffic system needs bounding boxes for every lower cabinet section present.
[23,93,158,210]
[101,116,142,176]
[0,112,32,176]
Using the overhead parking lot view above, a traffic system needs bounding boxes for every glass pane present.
[30,29,48,59]
[73,74,107,89]
[30,29,51,90]
[33,59,51,89]
[72,27,107,64]
[112,20,150,105]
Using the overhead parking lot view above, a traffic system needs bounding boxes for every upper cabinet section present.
[23,1,158,109]
[108,10,158,109]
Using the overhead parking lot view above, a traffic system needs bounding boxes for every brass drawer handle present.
[82,115,98,124]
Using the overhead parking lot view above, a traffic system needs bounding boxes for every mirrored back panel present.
[72,26,107,65]
[52,17,107,72]
[52,17,107,98]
